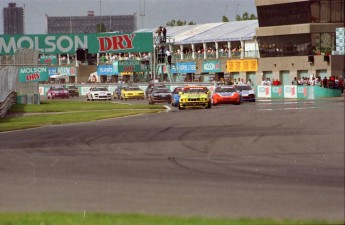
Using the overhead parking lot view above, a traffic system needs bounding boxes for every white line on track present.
[258,106,323,111]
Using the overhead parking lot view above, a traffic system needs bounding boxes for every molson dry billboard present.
[18,67,49,83]
[0,32,153,55]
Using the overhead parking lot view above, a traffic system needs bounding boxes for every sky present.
[0,0,256,34]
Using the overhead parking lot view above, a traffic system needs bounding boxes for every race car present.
[120,86,145,100]
[171,86,183,107]
[65,85,79,97]
[212,85,241,105]
[86,87,112,101]
[113,85,125,99]
[234,84,256,102]
[47,86,69,99]
[147,87,172,104]
[178,86,211,109]
[145,83,166,99]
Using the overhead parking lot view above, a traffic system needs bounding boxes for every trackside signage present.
[202,60,221,73]
[18,67,49,82]
[39,55,57,64]
[170,62,196,74]
[0,32,153,55]
[118,60,148,72]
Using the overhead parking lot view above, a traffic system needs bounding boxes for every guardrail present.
[0,91,17,118]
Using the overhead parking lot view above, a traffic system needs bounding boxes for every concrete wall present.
[76,65,97,83]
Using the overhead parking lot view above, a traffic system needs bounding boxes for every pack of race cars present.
[114,83,255,109]
[47,83,255,109]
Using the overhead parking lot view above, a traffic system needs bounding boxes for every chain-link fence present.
[0,66,17,102]
[14,48,40,97]
[0,48,40,117]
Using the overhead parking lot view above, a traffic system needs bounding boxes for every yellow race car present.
[178,86,212,109]
[120,86,145,100]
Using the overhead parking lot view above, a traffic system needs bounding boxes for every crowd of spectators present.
[291,75,344,91]
[172,46,243,59]
[99,52,151,63]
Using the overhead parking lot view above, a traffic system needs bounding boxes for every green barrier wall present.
[256,85,342,99]
[17,94,41,104]
[37,84,342,100]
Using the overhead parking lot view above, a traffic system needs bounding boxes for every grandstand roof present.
[135,20,258,44]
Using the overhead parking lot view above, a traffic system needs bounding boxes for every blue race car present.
[171,86,183,107]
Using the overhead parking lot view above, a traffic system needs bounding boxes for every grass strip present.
[0,102,165,133]
[1,101,165,132]
[0,109,161,132]
[0,212,339,225]
[8,100,165,113]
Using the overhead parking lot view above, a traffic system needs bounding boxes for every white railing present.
[0,66,18,102]
[0,48,40,117]
[0,66,18,118]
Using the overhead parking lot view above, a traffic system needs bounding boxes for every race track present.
[0,98,344,221]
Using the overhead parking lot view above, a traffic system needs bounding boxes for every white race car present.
[234,84,256,102]
[86,87,112,101]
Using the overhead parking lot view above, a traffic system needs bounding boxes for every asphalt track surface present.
[0,97,344,221]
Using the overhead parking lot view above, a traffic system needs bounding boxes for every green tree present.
[235,12,257,21]
[222,16,229,22]
[166,19,196,27]
[96,23,106,33]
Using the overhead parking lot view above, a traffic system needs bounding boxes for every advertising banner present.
[18,67,49,83]
[297,86,309,99]
[170,65,178,74]
[226,59,258,72]
[48,67,58,77]
[257,85,271,98]
[57,67,77,76]
[39,55,57,64]
[97,64,116,75]
[202,60,221,73]
[118,60,148,73]
[284,85,297,98]
[113,61,119,74]
[174,62,196,74]
[271,86,284,98]
[0,32,153,55]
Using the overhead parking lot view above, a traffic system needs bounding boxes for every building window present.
[311,32,335,55]
[331,0,344,22]
[258,0,344,26]
[258,34,312,57]
[311,0,344,23]
[257,2,311,27]
[320,0,331,22]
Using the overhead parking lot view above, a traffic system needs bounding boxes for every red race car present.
[47,86,70,99]
[212,85,241,105]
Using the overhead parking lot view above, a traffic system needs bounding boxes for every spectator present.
[261,78,267,85]
[322,76,328,88]
[162,27,167,43]
[338,77,344,94]
[100,54,107,62]
[266,78,272,85]
[272,79,281,86]
[155,26,162,43]
[247,79,253,86]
